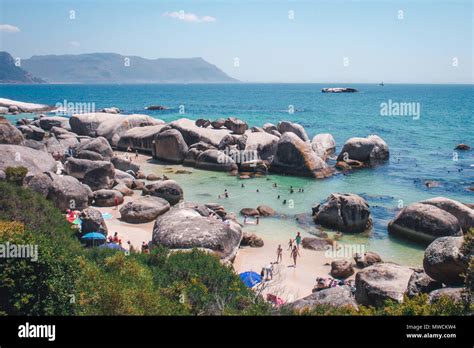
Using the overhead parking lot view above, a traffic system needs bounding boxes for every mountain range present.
[0,52,237,83]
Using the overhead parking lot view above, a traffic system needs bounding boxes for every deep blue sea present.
[1,83,473,264]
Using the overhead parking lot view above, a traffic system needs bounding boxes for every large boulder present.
[152,205,243,261]
[76,150,104,161]
[240,232,264,247]
[25,172,53,197]
[74,136,113,160]
[337,135,389,165]
[256,205,275,217]
[290,286,358,312]
[270,133,333,178]
[311,133,336,157]
[405,269,442,298]
[224,117,248,135]
[301,237,334,251]
[420,197,474,234]
[423,236,468,286]
[142,180,183,206]
[169,118,231,147]
[64,157,115,190]
[388,203,462,244]
[355,263,414,307]
[195,149,238,172]
[0,145,57,176]
[80,207,108,234]
[110,156,140,174]
[117,124,166,153]
[47,174,91,211]
[93,189,124,207]
[38,116,71,131]
[18,125,45,141]
[277,121,309,142]
[330,260,354,279]
[0,117,24,144]
[263,123,278,134]
[312,193,372,233]
[353,251,382,268]
[153,129,189,163]
[244,132,279,160]
[120,196,170,223]
[428,287,466,304]
[211,118,225,129]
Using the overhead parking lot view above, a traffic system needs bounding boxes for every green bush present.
[4,166,28,186]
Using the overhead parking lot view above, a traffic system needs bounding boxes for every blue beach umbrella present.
[81,232,106,246]
[239,271,262,288]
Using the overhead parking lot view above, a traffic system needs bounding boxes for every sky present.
[0,0,472,83]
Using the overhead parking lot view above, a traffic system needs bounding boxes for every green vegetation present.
[0,181,471,316]
[4,166,28,186]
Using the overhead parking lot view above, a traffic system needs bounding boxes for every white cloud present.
[69,41,81,47]
[163,11,216,23]
[0,24,20,33]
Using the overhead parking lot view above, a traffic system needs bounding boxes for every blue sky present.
[0,0,472,83]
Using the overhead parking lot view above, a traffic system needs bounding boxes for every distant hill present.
[20,53,238,83]
[0,52,45,83]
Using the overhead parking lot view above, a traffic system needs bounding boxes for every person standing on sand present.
[135,150,139,159]
[287,238,293,250]
[295,232,302,249]
[114,195,120,210]
[256,216,260,225]
[276,244,283,263]
[290,245,300,267]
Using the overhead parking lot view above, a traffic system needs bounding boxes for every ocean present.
[1,83,473,265]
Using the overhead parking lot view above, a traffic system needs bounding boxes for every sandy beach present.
[95,150,358,301]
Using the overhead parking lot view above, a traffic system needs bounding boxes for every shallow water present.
[2,83,473,266]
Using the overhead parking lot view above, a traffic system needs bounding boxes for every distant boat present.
[379,82,384,86]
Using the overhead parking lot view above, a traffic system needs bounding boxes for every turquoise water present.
[1,83,473,265]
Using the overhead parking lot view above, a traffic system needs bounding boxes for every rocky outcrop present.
[353,251,382,268]
[194,149,238,172]
[330,260,354,279]
[0,145,57,176]
[423,236,468,286]
[270,133,333,178]
[405,269,442,298]
[80,207,108,234]
[256,205,275,216]
[142,180,183,205]
[26,172,53,197]
[240,232,264,247]
[93,189,124,207]
[240,208,260,216]
[38,116,71,131]
[18,125,45,141]
[224,117,248,135]
[211,119,225,129]
[152,204,243,261]
[74,136,113,160]
[337,135,389,165]
[301,237,334,251]
[420,197,474,234]
[118,124,166,153]
[63,157,115,190]
[75,149,104,161]
[169,118,231,147]
[322,87,358,93]
[355,263,414,307]
[311,133,336,157]
[47,174,91,211]
[312,193,372,233]
[0,117,24,144]
[120,196,170,223]
[110,156,140,174]
[388,203,462,244]
[290,286,358,312]
[153,129,189,163]
[277,121,309,142]
[244,132,279,160]
[428,287,466,304]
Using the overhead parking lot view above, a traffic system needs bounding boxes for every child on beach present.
[290,245,300,267]
[276,244,283,263]
[287,238,293,250]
